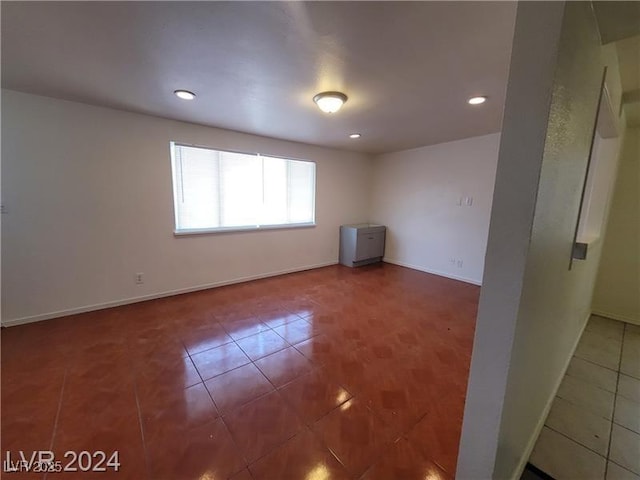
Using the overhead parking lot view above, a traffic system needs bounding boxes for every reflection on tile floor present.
[530,315,640,480]
[1,263,480,479]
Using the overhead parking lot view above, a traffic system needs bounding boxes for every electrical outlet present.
[456,260,464,268]
[449,258,456,265]
[464,196,473,206]
[135,273,144,285]
[0,205,7,214]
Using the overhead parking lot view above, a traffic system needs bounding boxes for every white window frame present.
[170,142,317,235]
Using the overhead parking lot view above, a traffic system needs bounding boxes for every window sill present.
[174,222,316,236]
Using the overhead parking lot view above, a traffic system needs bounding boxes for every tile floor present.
[530,316,640,480]
[1,263,480,479]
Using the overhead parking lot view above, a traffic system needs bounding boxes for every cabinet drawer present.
[355,231,385,261]
[356,226,385,236]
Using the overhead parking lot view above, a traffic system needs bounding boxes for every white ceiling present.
[1,2,517,154]
[593,2,640,128]
[593,1,640,45]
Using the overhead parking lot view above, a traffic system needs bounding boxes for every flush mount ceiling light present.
[468,96,487,105]
[313,91,348,113]
[174,90,196,100]
[349,133,361,139]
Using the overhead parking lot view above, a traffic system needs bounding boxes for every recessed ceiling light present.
[313,91,348,113]
[349,133,361,139]
[174,90,196,100]
[468,96,487,105]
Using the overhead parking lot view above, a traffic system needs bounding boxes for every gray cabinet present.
[339,224,386,267]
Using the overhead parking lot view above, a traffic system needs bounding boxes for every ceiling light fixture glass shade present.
[313,91,348,113]
[349,133,361,139]
[468,96,487,105]
[174,90,196,100]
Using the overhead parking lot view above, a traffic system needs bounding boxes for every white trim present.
[174,222,316,236]
[1,261,338,327]
[382,257,482,286]
[508,312,591,480]
[591,309,640,326]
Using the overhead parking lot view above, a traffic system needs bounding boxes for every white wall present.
[1,90,371,325]
[458,2,611,478]
[592,126,640,325]
[370,133,500,285]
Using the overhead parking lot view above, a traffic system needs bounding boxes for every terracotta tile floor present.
[1,263,479,479]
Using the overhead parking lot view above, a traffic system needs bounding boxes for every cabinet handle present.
[368,236,374,240]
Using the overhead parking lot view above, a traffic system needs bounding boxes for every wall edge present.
[1,261,338,327]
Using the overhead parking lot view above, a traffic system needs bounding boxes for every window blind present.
[171,143,316,233]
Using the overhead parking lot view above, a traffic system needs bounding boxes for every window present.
[170,143,316,234]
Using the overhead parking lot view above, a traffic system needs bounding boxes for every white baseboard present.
[1,261,338,327]
[382,257,482,286]
[591,308,640,326]
[508,312,591,480]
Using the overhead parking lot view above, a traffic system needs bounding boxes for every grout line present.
[537,318,628,480]
[557,369,617,396]
[241,425,309,474]
[603,322,627,479]
[608,459,640,478]
[287,413,354,475]
[222,353,361,476]
[552,391,615,422]
[218,415,252,476]
[49,369,67,450]
[569,353,620,374]
[221,385,307,471]
[131,372,152,478]
[45,365,69,480]
[612,422,640,435]
[543,424,609,459]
